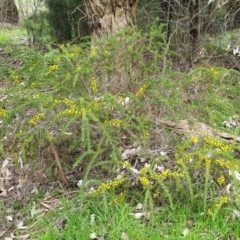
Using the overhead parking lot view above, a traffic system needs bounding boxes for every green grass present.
[31,193,240,240]
[0,27,27,45]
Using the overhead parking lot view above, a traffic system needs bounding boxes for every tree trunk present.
[45,0,72,43]
[161,0,174,43]
[85,0,136,38]
[187,0,200,69]
[84,0,137,93]
[0,0,19,24]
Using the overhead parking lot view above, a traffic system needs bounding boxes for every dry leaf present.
[229,170,240,181]
[154,164,165,172]
[232,209,240,219]
[121,232,129,240]
[226,183,232,195]
[16,221,28,230]
[90,232,98,239]
[6,216,13,221]
[135,203,143,210]
[181,227,190,237]
[131,211,150,219]
[16,234,30,239]
[90,214,96,224]
[121,147,140,160]
[0,185,7,197]
[77,179,83,188]
[130,167,139,174]
[0,231,6,238]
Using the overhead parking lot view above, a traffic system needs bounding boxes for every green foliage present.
[1,25,169,171]
[36,185,240,239]
[1,24,240,239]
[89,136,240,217]
[44,0,88,43]
[24,11,51,44]
[45,0,71,42]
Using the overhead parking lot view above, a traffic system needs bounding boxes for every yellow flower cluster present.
[90,46,99,57]
[44,132,54,142]
[92,178,125,197]
[152,169,184,181]
[72,45,81,55]
[104,119,127,128]
[12,73,20,84]
[215,159,239,171]
[104,50,109,56]
[60,45,81,57]
[140,176,151,188]
[191,136,198,143]
[208,196,228,216]
[62,99,82,116]
[161,169,172,179]
[0,108,8,118]
[66,73,72,80]
[153,191,160,198]
[217,175,225,185]
[47,64,59,75]
[89,100,102,111]
[55,98,103,118]
[204,157,211,167]
[90,78,98,92]
[135,84,147,97]
[144,130,149,141]
[207,208,213,216]
[127,46,133,52]
[204,136,233,152]
[140,166,150,175]
[114,191,126,203]
[30,61,40,72]
[215,196,228,207]
[28,113,45,125]
[123,160,131,168]
[176,153,193,165]
[210,67,219,78]
[75,65,81,71]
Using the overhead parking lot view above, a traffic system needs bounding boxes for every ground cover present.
[0,26,240,239]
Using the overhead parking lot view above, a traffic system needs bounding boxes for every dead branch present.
[50,144,70,187]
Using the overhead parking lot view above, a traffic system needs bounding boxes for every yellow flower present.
[0,108,8,118]
[140,176,151,187]
[104,119,127,128]
[217,175,225,185]
[90,78,98,92]
[135,84,147,97]
[47,64,59,75]
[153,191,160,198]
[191,136,198,143]
[90,46,99,57]
[123,160,131,168]
[28,113,45,125]
[207,208,213,216]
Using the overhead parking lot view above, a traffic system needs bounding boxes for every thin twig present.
[50,144,70,187]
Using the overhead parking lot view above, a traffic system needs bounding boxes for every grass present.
[0,25,240,240]
[0,27,27,44]
[33,193,240,239]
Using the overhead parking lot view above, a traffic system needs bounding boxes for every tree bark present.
[187,0,200,69]
[85,0,136,37]
[0,0,19,24]
[84,0,137,93]
[161,0,174,43]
